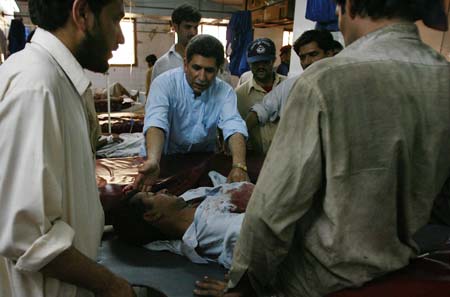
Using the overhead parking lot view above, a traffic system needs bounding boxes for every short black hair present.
[334,0,416,21]
[112,194,168,245]
[293,30,334,55]
[146,54,157,65]
[171,4,202,25]
[332,40,344,52]
[29,0,111,32]
[186,34,224,68]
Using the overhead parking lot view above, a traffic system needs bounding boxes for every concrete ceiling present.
[127,0,244,19]
[211,0,244,6]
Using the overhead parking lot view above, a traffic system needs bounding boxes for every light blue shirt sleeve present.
[217,85,248,141]
[251,75,299,125]
[143,74,171,136]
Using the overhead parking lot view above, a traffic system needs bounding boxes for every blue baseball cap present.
[247,38,276,63]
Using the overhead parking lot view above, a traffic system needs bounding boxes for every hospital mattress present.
[97,232,450,297]
[98,112,144,134]
[97,237,226,297]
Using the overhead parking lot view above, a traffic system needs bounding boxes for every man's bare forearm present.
[145,127,165,163]
[41,246,132,296]
[228,133,247,165]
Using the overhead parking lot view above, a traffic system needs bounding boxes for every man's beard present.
[75,22,110,73]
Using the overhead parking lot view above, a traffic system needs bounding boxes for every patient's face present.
[139,190,187,217]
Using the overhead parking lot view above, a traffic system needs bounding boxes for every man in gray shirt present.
[194,0,450,296]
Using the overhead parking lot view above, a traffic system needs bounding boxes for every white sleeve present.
[0,87,74,272]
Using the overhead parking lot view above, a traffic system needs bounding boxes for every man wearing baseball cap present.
[235,38,286,154]
[276,44,291,76]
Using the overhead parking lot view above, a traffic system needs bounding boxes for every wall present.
[11,1,175,92]
[86,21,174,92]
[254,26,285,67]
[5,0,449,89]
[290,0,314,77]
[290,0,450,75]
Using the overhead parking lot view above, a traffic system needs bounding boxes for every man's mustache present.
[194,80,208,86]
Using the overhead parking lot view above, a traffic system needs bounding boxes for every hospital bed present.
[96,154,450,297]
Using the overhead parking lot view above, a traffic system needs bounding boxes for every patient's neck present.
[157,207,196,239]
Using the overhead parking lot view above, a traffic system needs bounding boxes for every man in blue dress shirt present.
[136,35,249,191]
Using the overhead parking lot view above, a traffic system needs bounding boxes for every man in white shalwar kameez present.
[0,0,135,296]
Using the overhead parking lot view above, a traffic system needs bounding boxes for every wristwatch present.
[232,163,248,172]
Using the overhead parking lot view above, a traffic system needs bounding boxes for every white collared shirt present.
[150,44,184,81]
[144,182,250,269]
[0,28,104,297]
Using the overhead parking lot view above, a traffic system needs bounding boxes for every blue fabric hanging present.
[305,0,338,23]
[226,11,253,77]
[315,20,339,32]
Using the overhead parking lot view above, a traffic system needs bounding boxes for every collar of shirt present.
[247,72,284,95]
[168,43,183,60]
[344,22,419,54]
[31,28,91,97]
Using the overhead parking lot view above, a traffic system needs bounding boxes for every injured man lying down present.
[115,176,254,269]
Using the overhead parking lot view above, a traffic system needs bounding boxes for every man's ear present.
[72,0,94,32]
[143,210,161,223]
[184,57,188,72]
[325,50,334,57]
[346,0,356,19]
[172,23,179,34]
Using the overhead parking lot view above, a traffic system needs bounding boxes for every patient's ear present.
[143,210,161,223]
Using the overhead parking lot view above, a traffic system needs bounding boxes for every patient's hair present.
[171,4,202,25]
[293,30,334,56]
[186,35,225,68]
[113,194,168,245]
[334,0,416,21]
[29,0,111,31]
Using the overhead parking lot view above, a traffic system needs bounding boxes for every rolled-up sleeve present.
[250,89,280,125]
[0,88,75,272]
[143,75,171,136]
[218,88,248,141]
[251,76,297,125]
[227,78,324,294]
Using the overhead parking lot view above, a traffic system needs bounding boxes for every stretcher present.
[96,154,450,297]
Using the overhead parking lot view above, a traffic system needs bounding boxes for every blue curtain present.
[306,0,339,31]
[8,19,26,55]
[226,11,253,77]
